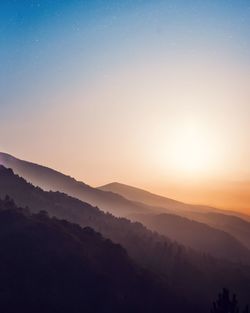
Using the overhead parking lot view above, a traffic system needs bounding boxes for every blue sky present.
[1,0,250,114]
[0,0,250,208]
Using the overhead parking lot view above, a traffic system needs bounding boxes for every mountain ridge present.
[0,152,154,216]
[99,181,250,221]
[0,196,192,313]
[2,151,250,222]
[1,165,250,310]
[1,152,250,260]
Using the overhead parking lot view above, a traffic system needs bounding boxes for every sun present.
[159,119,221,178]
[172,126,213,173]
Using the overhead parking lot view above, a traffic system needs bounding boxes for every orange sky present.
[148,180,250,214]
[1,0,249,214]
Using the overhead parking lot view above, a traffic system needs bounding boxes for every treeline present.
[211,289,249,313]
[0,166,250,311]
[0,196,195,313]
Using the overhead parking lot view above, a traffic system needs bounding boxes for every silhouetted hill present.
[100,182,184,209]
[101,181,250,250]
[188,212,250,250]
[0,197,191,313]
[100,182,250,221]
[0,152,153,216]
[0,165,250,311]
[129,212,250,263]
[2,153,250,262]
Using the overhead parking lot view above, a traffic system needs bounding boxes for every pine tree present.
[211,288,248,313]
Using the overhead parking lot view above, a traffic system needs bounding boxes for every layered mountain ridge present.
[0,196,191,313]
[1,152,250,260]
[0,165,250,311]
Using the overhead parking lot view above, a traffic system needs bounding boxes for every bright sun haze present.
[0,0,249,213]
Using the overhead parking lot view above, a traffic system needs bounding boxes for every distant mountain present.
[0,197,190,313]
[2,152,249,222]
[187,212,250,250]
[0,152,154,217]
[129,212,250,262]
[100,182,250,249]
[1,165,250,311]
[100,182,185,210]
[99,182,250,221]
[1,152,250,262]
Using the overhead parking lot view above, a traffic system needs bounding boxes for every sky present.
[0,0,250,212]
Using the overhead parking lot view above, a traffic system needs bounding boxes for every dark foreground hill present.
[0,197,192,313]
[0,165,250,311]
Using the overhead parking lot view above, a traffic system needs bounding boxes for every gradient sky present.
[1,0,250,211]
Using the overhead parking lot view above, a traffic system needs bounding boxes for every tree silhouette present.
[211,288,248,313]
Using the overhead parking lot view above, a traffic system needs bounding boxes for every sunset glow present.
[2,2,250,312]
[0,0,249,212]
